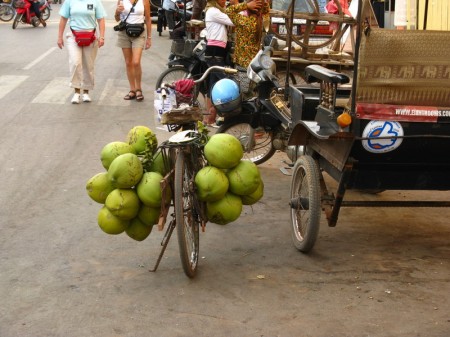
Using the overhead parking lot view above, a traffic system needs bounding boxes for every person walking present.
[162,0,176,37]
[57,0,106,104]
[114,0,152,101]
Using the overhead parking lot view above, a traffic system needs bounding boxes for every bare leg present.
[122,48,136,92]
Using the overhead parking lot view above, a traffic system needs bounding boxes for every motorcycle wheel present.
[0,5,15,22]
[41,7,50,21]
[155,66,206,113]
[217,119,275,165]
[31,16,40,27]
[12,12,22,29]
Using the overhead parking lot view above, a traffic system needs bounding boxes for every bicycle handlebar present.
[159,66,238,99]
[194,66,238,84]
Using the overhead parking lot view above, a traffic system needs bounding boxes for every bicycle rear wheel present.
[41,6,50,21]
[174,151,200,278]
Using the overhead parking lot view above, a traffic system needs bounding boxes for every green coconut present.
[148,151,168,176]
[86,172,115,204]
[105,188,141,220]
[204,133,243,169]
[226,160,261,196]
[138,204,161,226]
[100,141,136,170]
[108,153,143,189]
[125,217,153,241]
[126,126,158,154]
[136,172,171,207]
[97,206,130,235]
[241,179,264,205]
[206,192,243,225]
[195,166,229,202]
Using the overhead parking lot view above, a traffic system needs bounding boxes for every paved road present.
[0,6,449,337]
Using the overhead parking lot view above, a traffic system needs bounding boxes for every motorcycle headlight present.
[259,53,274,70]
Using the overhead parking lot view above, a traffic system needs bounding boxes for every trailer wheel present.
[289,155,321,253]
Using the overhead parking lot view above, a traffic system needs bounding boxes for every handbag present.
[71,29,96,47]
[125,23,145,37]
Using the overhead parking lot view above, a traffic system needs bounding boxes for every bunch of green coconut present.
[86,125,167,242]
[86,126,264,242]
[197,133,264,225]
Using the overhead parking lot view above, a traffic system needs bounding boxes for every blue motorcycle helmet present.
[211,78,241,116]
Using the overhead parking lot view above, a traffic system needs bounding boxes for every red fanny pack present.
[71,28,96,47]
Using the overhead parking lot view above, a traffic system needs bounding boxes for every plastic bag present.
[154,88,177,128]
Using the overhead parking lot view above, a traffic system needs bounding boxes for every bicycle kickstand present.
[149,218,176,272]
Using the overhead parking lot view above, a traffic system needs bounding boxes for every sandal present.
[136,89,144,102]
[124,90,136,100]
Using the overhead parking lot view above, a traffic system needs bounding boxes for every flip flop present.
[136,89,144,102]
[124,91,136,100]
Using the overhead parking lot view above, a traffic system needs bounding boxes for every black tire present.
[41,6,50,21]
[217,117,275,165]
[12,12,21,29]
[155,66,206,115]
[174,151,200,278]
[0,5,15,22]
[155,67,190,89]
[290,155,321,253]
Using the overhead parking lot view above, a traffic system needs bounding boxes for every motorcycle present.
[12,0,50,29]
[214,40,298,165]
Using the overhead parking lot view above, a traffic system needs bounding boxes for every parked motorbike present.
[214,42,299,165]
[12,0,50,29]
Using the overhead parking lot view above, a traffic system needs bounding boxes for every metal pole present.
[423,0,429,29]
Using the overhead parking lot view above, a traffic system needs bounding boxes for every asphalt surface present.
[0,4,449,336]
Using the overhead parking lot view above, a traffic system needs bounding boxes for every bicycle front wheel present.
[174,151,200,278]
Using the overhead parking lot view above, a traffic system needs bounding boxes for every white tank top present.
[120,0,145,24]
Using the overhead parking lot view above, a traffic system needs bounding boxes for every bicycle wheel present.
[12,12,21,29]
[41,6,50,21]
[174,151,200,278]
[0,5,14,22]
[217,119,275,165]
[155,66,206,114]
[290,155,321,253]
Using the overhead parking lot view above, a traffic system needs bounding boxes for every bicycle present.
[150,65,237,278]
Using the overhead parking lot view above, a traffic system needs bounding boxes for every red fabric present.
[174,79,195,96]
[325,0,351,16]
